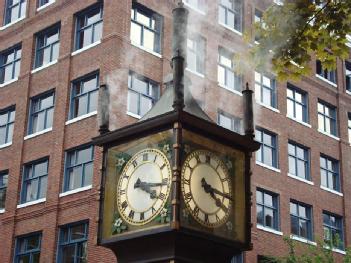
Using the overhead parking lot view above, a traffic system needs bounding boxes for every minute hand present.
[201,178,233,201]
[211,187,232,201]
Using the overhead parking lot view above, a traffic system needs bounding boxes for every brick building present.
[0,0,350,262]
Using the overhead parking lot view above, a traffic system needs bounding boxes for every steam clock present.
[93,3,260,262]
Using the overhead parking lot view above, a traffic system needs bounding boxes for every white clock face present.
[116,148,172,226]
[181,150,232,228]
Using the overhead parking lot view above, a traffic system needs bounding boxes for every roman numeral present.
[140,212,144,221]
[151,206,156,213]
[132,160,138,168]
[183,178,190,185]
[184,192,192,203]
[204,213,209,224]
[159,193,166,200]
[128,210,135,219]
[215,214,220,222]
[187,164,193,173]
[221,177,228,183]
[162,178,168,184]
[143,153,148,161]
[205,155,211,164]
[154,155,157,162]
[123,174,129,179]
[195,155,201,163]
[121,201,128,211]
[120,189,126,195]
[193,206,200,217]
[221,205,228,213]
[160,163,166,170]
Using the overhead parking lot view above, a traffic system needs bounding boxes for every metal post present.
[98,84,110,134]
[242,82,254,138]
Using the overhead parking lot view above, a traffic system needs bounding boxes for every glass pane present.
[263,147,273,166]
[27,235,40,250]
[39,176,47,198]
[62,245,75,263]
[4,64,13,83]
[10,6,20,22]
[0,112,8,125]
[32,253,40,263]
[26,179,38,201]
[317,103,324,113]
[77,148,91,164]
[290,202,297,214]
[227,10,235,28]
[299,220,308,238]
[227,70,235,90]
[219,114,231,130]
[14,60,21,79]
[43,47,51,65]
[325,118,331,134]
[262,75,271,87]
[132,77,148,94]
[262,87,272,106]
[318,114,325,131]
[87,11,100,25]
[295,92,302,103]
[17,239,26,253]
[71,224,86,240]
[0,127,5,145]
[287,88,293,98]
[77,242,88,263]
[263,133,272,146]
[46,108,54,128]
[34,161,47,177]
[7,123,14,143]
[18,255,30,263]
[264,193,273,206]
[127,90,139,115]
[290,216,299,235]
[256,148,262,163]
[218,6,225,24]
[328,173,335,190]
[321,169,327,187]
[299,206,306,218]
[4,51,15,64]
[9,110,15,122]
[82,77,97,93]
[143,28,155,51]
[83,162,93,186]
[288,156,296,175]
[47,31,59,44]
[218,65,225,85]
[0,189,6,208]
[130,22,142,45]
[264,208,274,228]
[287,99,294,117]
[295,104,303,121]
[77,95,88,117]
[136,11,150,27]
[41,95,54,109]
[220,54,232,68]
[83,27,93,47]
[93,22,103,43]
[140,96,152,116]
[296,147,304,159]
[297,160,306,178]
[256,205,263,225]
[187,50,197,72]
[68,167,82,190]
[88,90,98,112]
[52,42,59,62]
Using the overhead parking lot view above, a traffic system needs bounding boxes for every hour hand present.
[134,179,157,199]
[201,178,233,201]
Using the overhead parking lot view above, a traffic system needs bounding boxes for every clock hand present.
[201,178,233,201]
[134,178,167,189]
[134,179,157,199]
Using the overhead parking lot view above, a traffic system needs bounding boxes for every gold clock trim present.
[116,148,172,226]
[181,150,233,228]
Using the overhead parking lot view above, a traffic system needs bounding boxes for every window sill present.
[185,68,205,78]
[126,111,141,119]
[24,127,52,140]
[59,185,92,197]
[257,225,283,236]
[346,90,351,95]
[287,173,314,185]
[0,142,12,149]
[320,185,343,197]
[256,161,281,173]
[71,40,101,56]
[0,16,26,31]
[17,198,46,209]
[323,245,346,255]
[315,74,337,88]
[131,42,162,58]
[37,1,55,11]
[290,235,316,246]
[219,83,242,96]
[218,22,243,36]
[65,111,97,125]
[256,101,280,113]
[183,2,206,15]
[0,209,4,214]
[0,78,18,88]
[317,129,340,141]
[286,115,311,128]
[31,60,58,74]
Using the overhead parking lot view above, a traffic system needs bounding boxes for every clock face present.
[181,150,233,228]
[116,148,172,226]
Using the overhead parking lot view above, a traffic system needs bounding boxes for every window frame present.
[217,110,242,134]
[127,72,159,118]
[21,158,49,204]
[14,232,42,263]
[316,60,337,84]
[323,211,344,250]
[34,23,60,69]
[187,35,205,75]
[0,106,15,146]
[130,3,162,54]
[320,154,340,192]
[346,61,351,92]
[57,221,89,263]
[69,71,99,120]
[74,3,103,51]
[218,47,242,92]
[38,0,54,8]
[0,44,21,84]
[4,0,26,25]
[63,144,94,192]
[287,84,308,123]
[255,128,278,168]
[27,90,55,135]
[218,0,243,33]
[255,72,277,108]
[256,188,280,231]
[0,170,8,210]
[290,200,313,241]
[288,141,310,181]
[317,100,337,136]
[348,113,351,144]
[184,0,206,13]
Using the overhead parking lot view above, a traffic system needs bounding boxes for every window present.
[34,24,60,69]
[0,107,15,146]
[316,60,336,84]
[348,113,351,144]
[187,36,205,75]
[75,4,103,51]
[288,142,310,181]
[290,201,313,240]
[130,3,162,54]
[0,171,8,209]
[256,129,278,168]
[184,0,206,12]
[0,44,21,84]
[346,61,351,92]
[317,101,337,136]
[218,111,242,133]
[254,9,263,42]
[218,47,241,92]
[21,159,48,203]
[287,85,308,123]
[231,253,243,263]
[255,72,277,108]
[15,233,41,263]
[320,155,340,192]
[218,0,243,33]
[323,212,344,250]
[127,72,159,118]
[4,0,26,25]
[258,255,278,263]
[28,91,54,135]
[38,0,54,8]
[58,222,88,263]
[64,145,94,192]
[69,72,99,120]
[256,189,279,230]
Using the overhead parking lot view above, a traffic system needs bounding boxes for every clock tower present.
[93,3,260,262]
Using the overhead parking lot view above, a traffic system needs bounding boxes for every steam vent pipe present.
[172,3,188,111]
[243,83,254,138]
[98,84,110,134]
